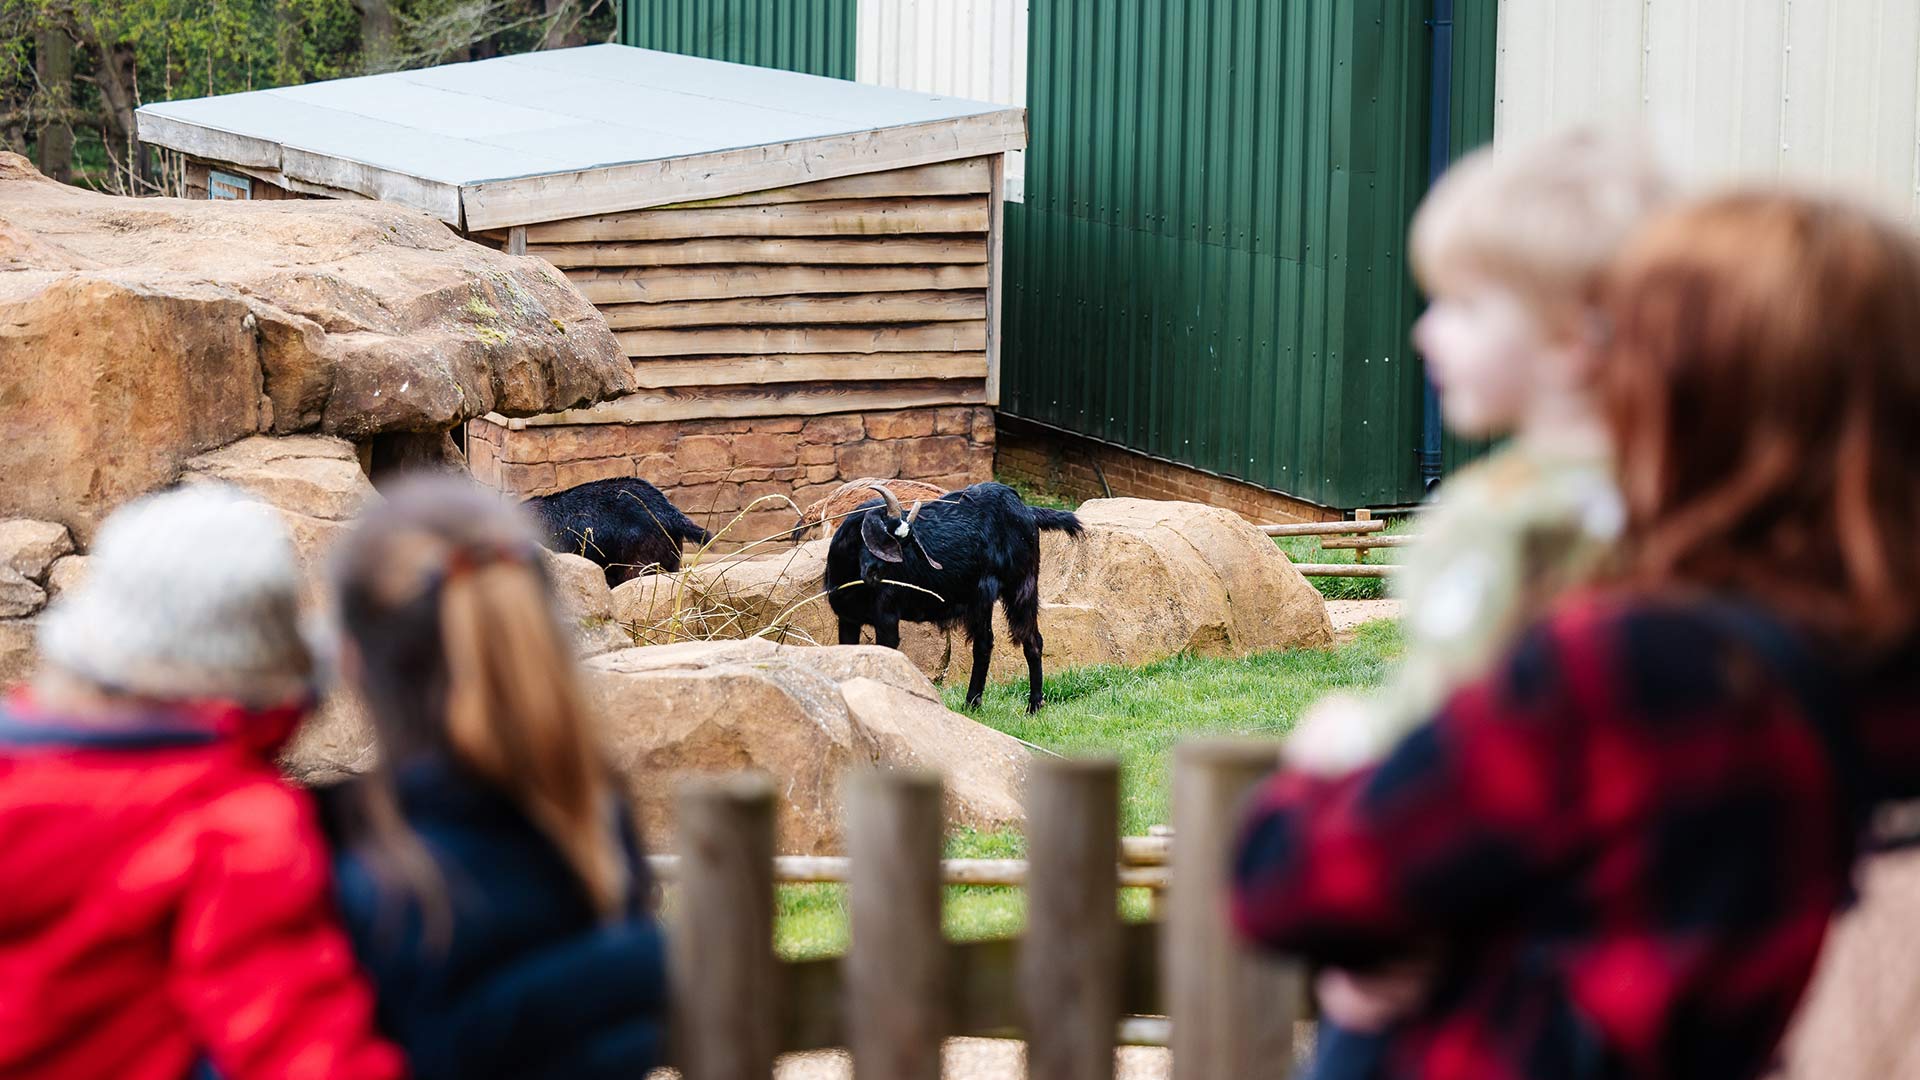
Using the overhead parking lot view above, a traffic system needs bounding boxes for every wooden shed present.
[137,44,1025,542]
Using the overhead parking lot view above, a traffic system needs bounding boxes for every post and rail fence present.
[661,741,1308,1079]
[1262,509,1410,579]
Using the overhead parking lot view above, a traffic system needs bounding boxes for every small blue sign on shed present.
[207,170,252,200]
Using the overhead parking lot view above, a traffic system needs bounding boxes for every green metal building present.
[623,0,1497,509]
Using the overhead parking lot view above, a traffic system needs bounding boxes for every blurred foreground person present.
[1287,126,1670,777]
[1234,192,1920,1080]
[0,486,403,1080]
[322,475,665,1080]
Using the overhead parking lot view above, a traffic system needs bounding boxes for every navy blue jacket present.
[318,759,666,1080]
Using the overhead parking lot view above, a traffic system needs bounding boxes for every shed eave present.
[459,107,1027,232]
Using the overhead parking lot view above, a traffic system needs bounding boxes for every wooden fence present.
[664,741,1306,1079]
[1264,510,1410,579]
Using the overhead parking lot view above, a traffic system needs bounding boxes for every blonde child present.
[1286,127,1671,775]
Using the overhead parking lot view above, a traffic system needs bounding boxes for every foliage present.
[771,620,1407,958]
[1,0,613,192]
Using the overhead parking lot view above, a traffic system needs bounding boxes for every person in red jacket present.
[1233,191,1920,1080]
[0,484,405,1080]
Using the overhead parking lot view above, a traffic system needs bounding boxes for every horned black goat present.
[824,482,1084,713]
[522,477,713,587]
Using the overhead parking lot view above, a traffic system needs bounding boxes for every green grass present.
[770,621,1406,958]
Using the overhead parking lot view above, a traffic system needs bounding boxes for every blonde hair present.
[331,476,631,922]
[1411,126,1674,331]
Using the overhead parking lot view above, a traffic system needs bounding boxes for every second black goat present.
[824,482,1083,713]
[522,477,713,586]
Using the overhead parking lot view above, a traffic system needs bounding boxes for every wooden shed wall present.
[480,154,1003,428]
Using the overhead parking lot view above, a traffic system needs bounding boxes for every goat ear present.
[908,532,943,570]
[860,511,905,563]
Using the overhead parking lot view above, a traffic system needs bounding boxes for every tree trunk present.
[34,30,74,183]
[352,0,397,72]
[91,40,144,191]
[541,0,587,50]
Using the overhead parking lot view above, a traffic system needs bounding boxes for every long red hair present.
[1600,191,1920,651]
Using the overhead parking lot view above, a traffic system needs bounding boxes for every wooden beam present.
[531,235,991,269]
[505,225,526,256]
[655,157,992,209]
[526,197,989,244]
[672,775,779,1080]
[1318,534,1416,550]
[567,263,991,304]
[618,321,988,357]
[1289,563,1394,578]
[630,353,988,388]
[1259,519,1387,537]
[601,291,987,330]
[846,771,946,1080]
[1022,758,1123,1080]
[523,379,988,425]
[461,109,1027,231]
[986,153,1007,406]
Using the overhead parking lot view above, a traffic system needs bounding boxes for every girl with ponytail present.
[321,474,664,1080]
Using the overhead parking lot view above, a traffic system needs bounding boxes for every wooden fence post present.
[1022,756,1123,1080]
[847,770,947,1080]
[672,774,779,1080]
[1352,509,1372,565]
[1166,740,1303,1080]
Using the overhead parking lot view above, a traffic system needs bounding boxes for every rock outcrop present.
[0,517,74,685]
[585,640,1029,853]
[180,435,378,582]
[0,152,632,542]
[613,498,1334,684]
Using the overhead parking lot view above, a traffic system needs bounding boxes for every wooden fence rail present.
[662,743,1305,1079]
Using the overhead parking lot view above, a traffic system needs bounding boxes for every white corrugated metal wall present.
[1496,0,1920,222]
[854,0,1029,200]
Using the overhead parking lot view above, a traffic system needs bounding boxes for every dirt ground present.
[1324,597,1403,641]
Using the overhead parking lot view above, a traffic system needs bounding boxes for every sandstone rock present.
[0,520,73,582]
[547,550,615,623]
[615,499,1333,686]
[43,555,87,601]
[0,567,46,618]
[0,152,632,541]
[0,618,34,688]
[180,435,378,581]
[793,477,949,542]
[584,639,1029,853]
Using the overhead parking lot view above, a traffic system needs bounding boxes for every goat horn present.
[907,499,923,523]
[874,484,905,519]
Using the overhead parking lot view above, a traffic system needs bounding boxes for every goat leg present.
[838,619,863,646]
[874,616,901,650]
[1021,631,1046,713]
[965,630,993,708]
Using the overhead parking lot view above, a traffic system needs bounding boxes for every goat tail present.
[1032,508,1086,538]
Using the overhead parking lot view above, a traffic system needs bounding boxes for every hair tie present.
[439,542,540,586]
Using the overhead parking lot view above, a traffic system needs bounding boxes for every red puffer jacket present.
[0,691,406,1080]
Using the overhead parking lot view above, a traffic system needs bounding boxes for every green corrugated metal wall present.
[1440,0,1500,475]
[621,0,855,79]
[1005,0,1495,508]
[621,0,1497,508]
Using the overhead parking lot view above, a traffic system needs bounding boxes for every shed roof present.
[136,44,1025,231]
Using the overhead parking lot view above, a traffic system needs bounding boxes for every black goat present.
[824,482,1083,713]
[522,477,713,587]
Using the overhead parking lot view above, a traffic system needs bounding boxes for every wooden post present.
[847,770,946,1080]
[672,775,779,1080]
[1022,756,1122,1080]
[1166,740,1303,1080]
[1351,509,1372,564]
[506,225,528,256]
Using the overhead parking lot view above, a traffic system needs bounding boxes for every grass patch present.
[771,621,1406,958]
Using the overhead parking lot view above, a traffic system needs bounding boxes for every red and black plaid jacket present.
[1232,596,1920,1080]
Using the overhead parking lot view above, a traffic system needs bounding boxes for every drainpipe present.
[1418,0,1454,495]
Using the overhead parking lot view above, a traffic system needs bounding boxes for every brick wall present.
[469,406,996,547]
[994,416,1338,526]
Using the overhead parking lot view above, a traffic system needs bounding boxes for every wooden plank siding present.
[509,156,999,426]
[565,264,989,304]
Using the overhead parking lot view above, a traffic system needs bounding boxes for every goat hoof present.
[1026,699,1044,714]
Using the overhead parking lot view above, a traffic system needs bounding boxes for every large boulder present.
[585,639,1030,853]
[0,152,632,542]
[179,435,377,583]
[613,499,1333,684]
[0,520,73,582]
